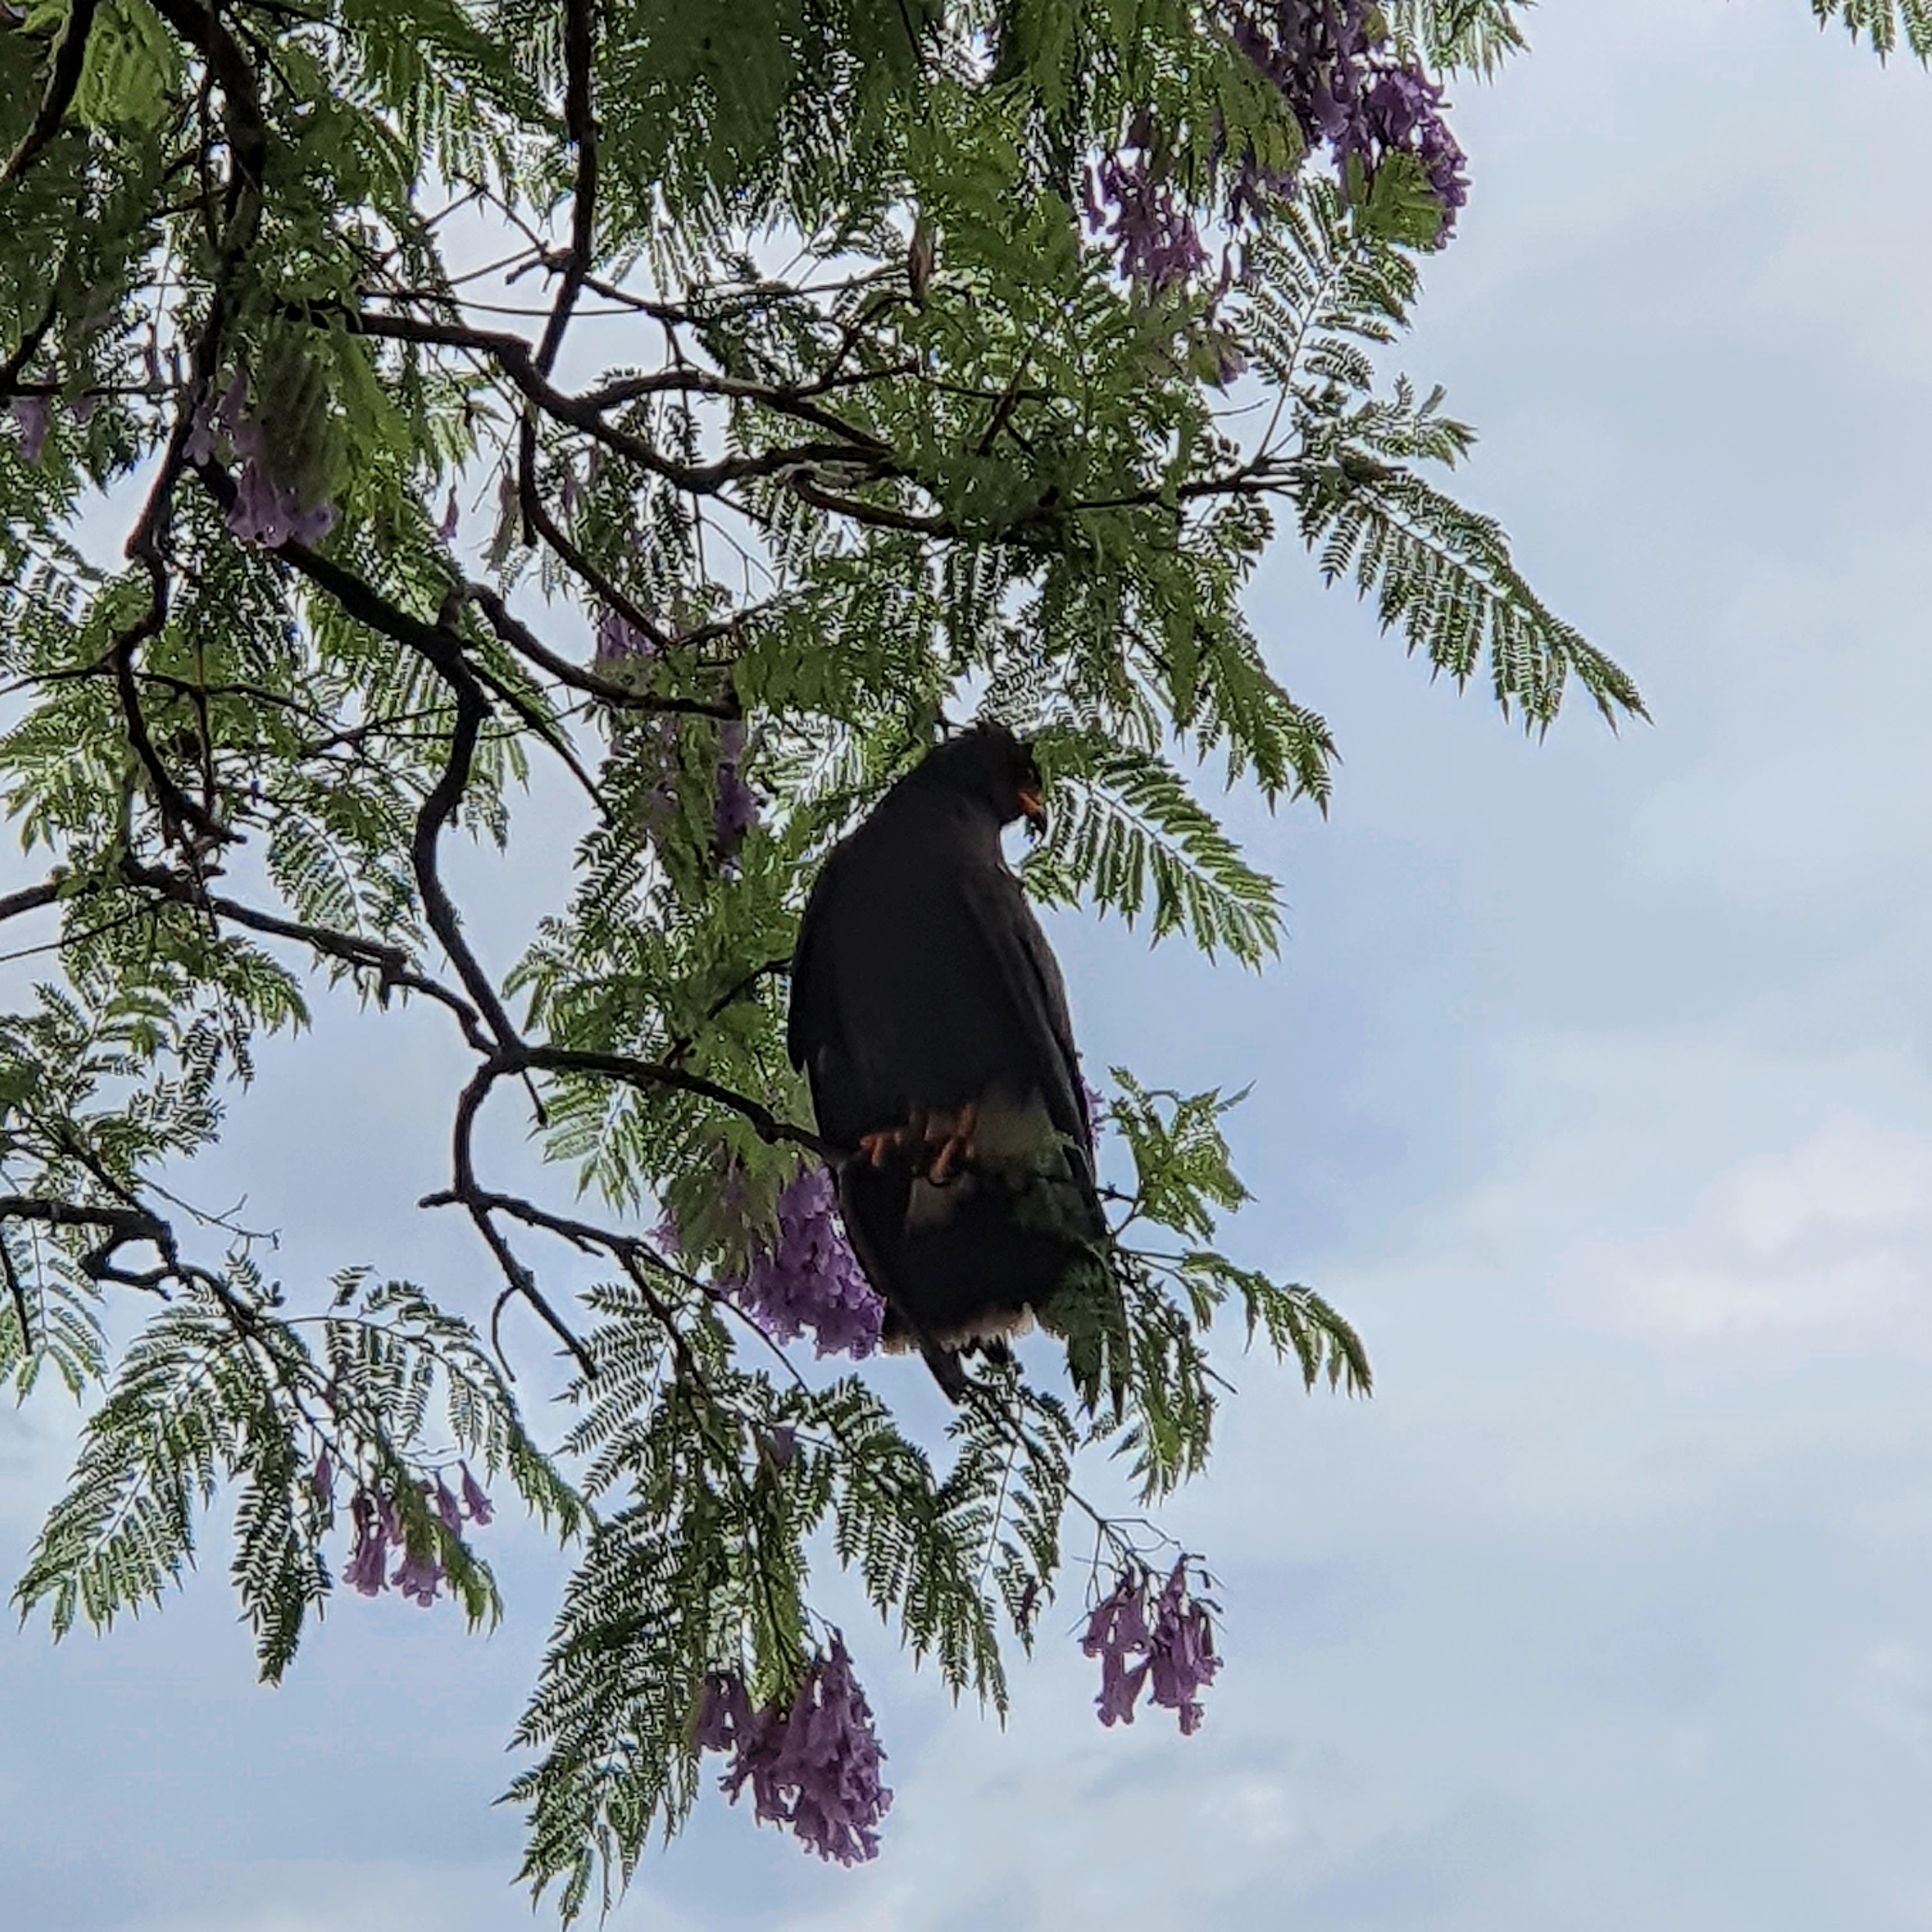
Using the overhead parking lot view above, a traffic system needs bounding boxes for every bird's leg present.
[923,1101,979,1184]
[859,1109,927,1168]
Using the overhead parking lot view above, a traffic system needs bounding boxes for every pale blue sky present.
[6,4,1932,1926]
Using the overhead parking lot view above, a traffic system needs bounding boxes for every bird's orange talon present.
[860,1117,928,1168]
[924,1102,979,1183]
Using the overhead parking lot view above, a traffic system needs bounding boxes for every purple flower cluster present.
[340,1465,493,1607]
[720,1167,883,1359]
[10,393,52,464]
[187,374,337,549]
[713,717,760,869]
[595,611,759,869]
[1226,0,1468,232]
[1340,64,1468,220]
[1082,141,1210,294]
[695,1636,893,1865]
[1082,1557,1221,1734]
[1083,4,1469,289]
[595,605,657,664]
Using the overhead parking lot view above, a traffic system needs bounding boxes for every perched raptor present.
[788,724,1109,1384]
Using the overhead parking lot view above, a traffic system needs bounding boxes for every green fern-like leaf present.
[1811,0,1932,59]
[1023,735,1287,963]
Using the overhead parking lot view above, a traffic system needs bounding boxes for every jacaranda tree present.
[0,0,1910,1913]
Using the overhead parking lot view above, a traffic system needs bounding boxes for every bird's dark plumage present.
[788,724,1107,1377]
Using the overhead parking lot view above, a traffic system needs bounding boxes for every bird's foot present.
[922,1102,979,1184]
[859,1116,926,1168]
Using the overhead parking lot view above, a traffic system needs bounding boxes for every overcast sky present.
[7,3,1932,1927]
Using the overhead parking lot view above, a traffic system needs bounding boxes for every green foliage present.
[1812,0,1932,59]
[1023,732,1292,963]
[1238,183,1644,728]
[1094,1073,1368,1497]
[16,1264,578,1682]
[511,1275,1013,1910]
[1386,0,1535,74]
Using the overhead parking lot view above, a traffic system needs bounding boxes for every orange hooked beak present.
[1016,786,1048,836]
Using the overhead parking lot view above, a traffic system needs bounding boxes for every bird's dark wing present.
[786,843,868,1153]
[786,847,837,1073]
[954,860,1094,1167]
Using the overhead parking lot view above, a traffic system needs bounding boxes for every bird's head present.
[914,722,1048,836]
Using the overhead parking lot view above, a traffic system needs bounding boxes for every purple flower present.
[392,1537,443,1607]
[11,394,52,464]
[459,1462,494,1526]
[1222,0,1468,234]
[1084,150,1209,292]
[433,1478,464,1537]
[719,1168,883,1360]
[311,1450,335,1508]
[763,1425,797,1470]
[1208,335,1250,387]
[595,606,657,664]
[713,718,760,868]
[1332,61,1468,226]
[216,373,339,550]
[438,487,459,541]
[696,1671,752,1753]
[773,1636,893,1864]
[183,387,216,464]
[344,1491,389,1596]
[1082,1558,1220,1733]
[1145,1558,1221,1734]
[698,1637,893,1864]
[1083,1570,1154,1727]
[226,447,291,546]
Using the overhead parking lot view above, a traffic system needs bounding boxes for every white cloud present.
[1589,1112,1932,1340]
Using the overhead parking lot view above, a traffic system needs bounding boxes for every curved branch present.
[0,0,100,194]
[534,0,598,378]
[112,553,237,850]
[342,310,892,496]
[446,1062,595,1377]
[119,859,490,1050]
[518,1044,836,1160]
[464,585,736,717]
[407,653,519,1049]
[0,1192,178,1289]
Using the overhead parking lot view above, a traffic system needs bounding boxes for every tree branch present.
[119,858,491,1050]
[0,1193,174,1285]
[518,1045,835,1160]
[0,880,63,924]
[0,0,100,193]
[447,1061,595,1377]
[535,0,598,379]
[463,585,736,717]
[341,310,891,497]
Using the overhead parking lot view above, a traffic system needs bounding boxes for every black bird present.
[788,724,1109,1386]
